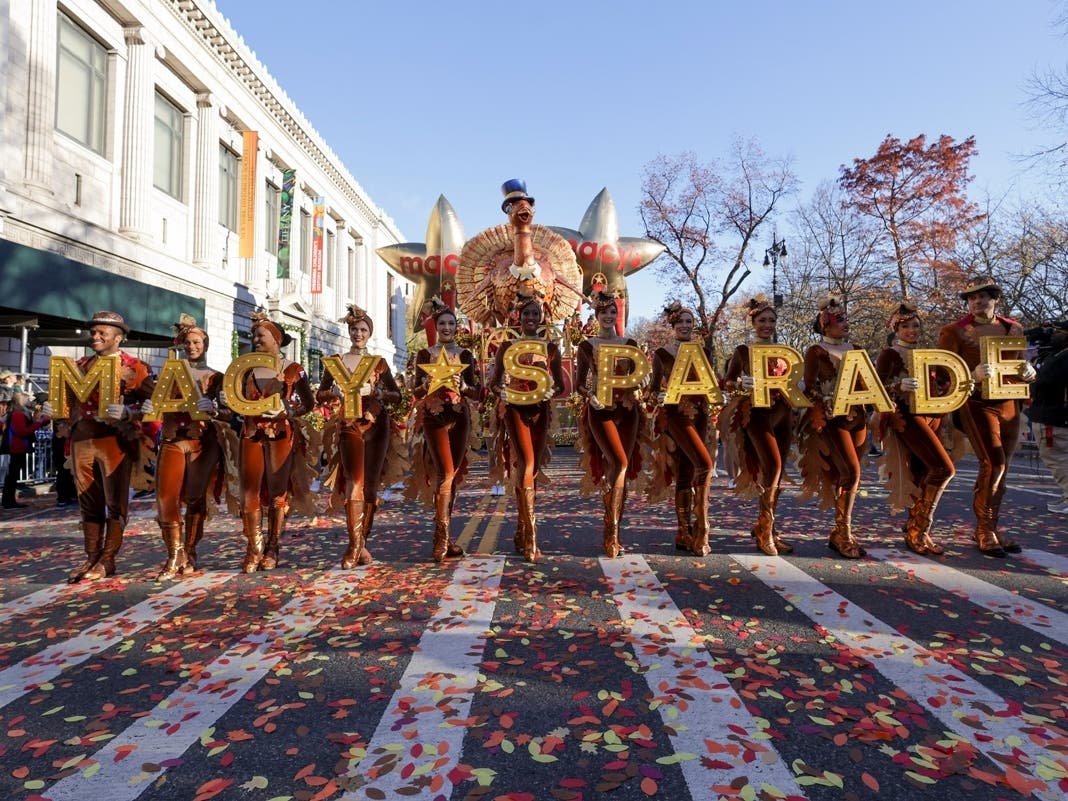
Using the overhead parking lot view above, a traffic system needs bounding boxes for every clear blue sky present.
[213,0,1067,322]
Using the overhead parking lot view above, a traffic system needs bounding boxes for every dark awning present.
[0,238,205,345]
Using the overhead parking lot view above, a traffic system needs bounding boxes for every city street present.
[0,449,1065,801]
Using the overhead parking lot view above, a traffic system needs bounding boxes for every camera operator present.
[1026,321,1068,513]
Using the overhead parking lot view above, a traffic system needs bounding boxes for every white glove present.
[656,390,667,405]
[1018,361,1037,382]
[898,377,921,392]
[541,386,556,403]
[972,363,992,382]
[589,394,605,410]
[260,404,286,419]
[359,382,373,397]
[196,396,218,415]
[105,403,128,421]
[39,402,54,418]
[217,390,229,408]
[140,398,155,416]
[738,375,755,390]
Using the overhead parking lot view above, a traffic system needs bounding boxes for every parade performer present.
[408,299,481,562]
[938,276,1036,556]
[318,305,403,568]
[798,297,868,559]
[649,302,715,557]
[140,315,229,578]
[234,313,315,572]
[490,291,565,562]
[46,311,156,581]
[575,290,646,557]
[875,302,954,556]
[721,295,794,556]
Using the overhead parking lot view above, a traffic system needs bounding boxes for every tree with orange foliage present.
[838,134,985,301]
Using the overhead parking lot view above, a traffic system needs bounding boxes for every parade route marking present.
[38,569,365,801]
[454,492,493,552]
[1015,548,1068,577]
[0,572,233,710]
[736,554,1064,801]
[337,555,505,800]
[474,494,509,554]
[870,548,1068,645]
[0,583,78,626]
[601,555,805,801]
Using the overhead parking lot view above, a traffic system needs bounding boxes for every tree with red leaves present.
[839,134,985,300]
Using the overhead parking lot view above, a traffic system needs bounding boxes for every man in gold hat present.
[43,311,156,581]
[937,277,1036,557]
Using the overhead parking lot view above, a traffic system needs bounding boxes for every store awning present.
[0,238,204,345]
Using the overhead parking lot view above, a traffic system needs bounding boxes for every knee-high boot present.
[356,501,375,565]
[182,511,206,574]
[690,482,711,557]
[69,521,104,583]
[674,489,693,551]
[828,488,863,559]
[602,487,623,558]
[752,488,777,556]
[989,487,1021,553]
[769,485,792,553]
[84,519,124,580]
[432,489,451,562]
[261,505,286,570]
[342,499,366,569]
[517,487,539,563]
[915,483,947,556]
[157,521,186,579]
[513,487,526,554]
[241,510,264,573]
[445,484,463,559]
[972,481,1005,556]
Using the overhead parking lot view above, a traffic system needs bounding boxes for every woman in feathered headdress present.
[489,290,566,562]
[647,301,716,556]
[796,295,868,558]
[721,295,794,555]
[232,312,315,573]
[875,301,955,555]
[574,290,647,557]
[317,305,403,568]
[141,314,230,578]
[407,298,481,561]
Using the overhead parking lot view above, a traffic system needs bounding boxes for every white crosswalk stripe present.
[735,554,1064,801]
[0,583,77,625]
[601,555,805,800]
[0,572,233,710]
[1016,548,1068,576]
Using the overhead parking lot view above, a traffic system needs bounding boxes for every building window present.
[153,92,183,198]
[347,246,356,300]
[218,145,239,230]
[56,14,107,154]
[264,182,279,253]
[387,274,396,340]
[300,209,312,274]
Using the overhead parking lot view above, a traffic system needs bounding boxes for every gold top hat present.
[86,310,130,334]
[959,275,1002,300]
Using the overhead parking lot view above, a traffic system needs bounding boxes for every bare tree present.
[639,140,798,363]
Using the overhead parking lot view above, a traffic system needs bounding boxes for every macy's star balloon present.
[376,195,465,343]
[551,188,665,334]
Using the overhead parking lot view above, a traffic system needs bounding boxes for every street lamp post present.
[762,236,787,342]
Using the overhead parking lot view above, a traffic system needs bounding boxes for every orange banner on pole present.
[238,131,258,259]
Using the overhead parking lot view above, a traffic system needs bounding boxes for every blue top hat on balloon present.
[501,178,535,213]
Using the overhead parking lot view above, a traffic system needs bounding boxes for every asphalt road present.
[0,448,1065,801]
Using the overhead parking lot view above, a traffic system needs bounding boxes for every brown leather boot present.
[602,487,623,558]
[241,510,264,573]
[260,505,286,570]
[341,500,366,569]
[432,490,451,562]
[517,487,539,563]
[972,481,1005,556]
[909,484,946,556]
[356,501,375,565]
[83,519,124,580]
[69,521,104,583]
[988,491,1021,553]
[690,482,711,557]
[444,484,463,558]
[827,489,863,559]
[157,522,186,579]
[903,491,928,555]
[182,511,206,574]
[769,486,793,553]
[674,489,693,551]
[752,488,778,556]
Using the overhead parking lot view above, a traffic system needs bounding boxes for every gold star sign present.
[419,347,466,397]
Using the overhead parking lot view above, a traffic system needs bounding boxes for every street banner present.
[277,169,296,278]
[238,131,258,258]
[311,195,325,293]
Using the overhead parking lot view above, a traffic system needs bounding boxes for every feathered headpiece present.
[663,300,693,326]
[588,289,618,313]
[814,294,845,334]
[510,289,547,323]
[887,301,920,330]
[340,304,374,335]
[250,312,290,346]
[746,293,775,319]
[172,313,208,347]
[427,295,455,321]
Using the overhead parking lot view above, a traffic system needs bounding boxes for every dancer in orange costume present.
[722,295,794,556]
[409,299,481,562]
[234,313,315,573]
[490,291,565,563]
[876,302,955,556]
[318,306,402,568]
[937,276,1036,556]
[575,290,646,557]
[649,302,715,557]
